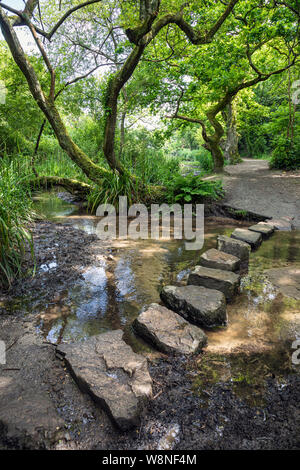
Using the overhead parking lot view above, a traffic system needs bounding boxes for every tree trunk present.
[221,102,241,164]
[103,44,146,175]
[29,176,92,197]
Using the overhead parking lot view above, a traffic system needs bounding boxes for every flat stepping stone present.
[248,223,274,238]
[266,267,300,300]
[217,235,251,262]
[187,266,240,301]
[199,248,240,272]
[133,303,207,354]
[161,285,227,328]
[56,330,152,431]
[266,217,293,231]
[231,228,262,249]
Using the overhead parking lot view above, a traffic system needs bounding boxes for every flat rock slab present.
[266,217,294,231]
[133,303,207,354]
[217,235,251,262]
[266,267,300,300]
[161,285,227,328]
[231,228,262,249]
[248,223,274,238]
[56,330,152,431]
[188,266,240,301]
[199,248,240,272]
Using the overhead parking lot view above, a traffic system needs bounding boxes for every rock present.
[187,266,240,301]
[231,228,262,249]
[56,330,152,431]
[161,285,227,328]
[133,303,207,355]
[266,266,300,300]
[217,235,251,262]
[0,327,64,450]
[199,248,240,272]
[266,217,293,231]
[248,223,274,239]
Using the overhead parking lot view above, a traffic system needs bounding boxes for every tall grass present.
[87,171,143,212]
[0,158,34,289]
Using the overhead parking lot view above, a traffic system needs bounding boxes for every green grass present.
[0,157,35,289]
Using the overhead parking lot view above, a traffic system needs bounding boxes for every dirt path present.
[220,159,300,229]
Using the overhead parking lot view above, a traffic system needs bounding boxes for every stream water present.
[31,190,300,406]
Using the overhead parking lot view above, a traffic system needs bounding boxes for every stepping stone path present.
[187,266,240,301]
[231,228,262,249]
[160,285,227,328]
[56,330,152,431]
[133,303,207,354]
[199,248,240,272]
[57,213,292,431]
[248,223,274,239]
[217,235,251,262]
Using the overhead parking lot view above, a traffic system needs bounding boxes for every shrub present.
[269,137,300,170]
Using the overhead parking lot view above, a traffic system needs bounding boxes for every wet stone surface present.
[217,235,251,262]
[267,217,294,231]
[56,330,153,430]
[188,266,240,301]
[133,303,207,355]
[199,248,240,272]
[266,266,300,300]
[161,285,227,328]
[231,228,262,249]
[248,223,274,239]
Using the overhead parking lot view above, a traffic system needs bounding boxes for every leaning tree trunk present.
[221,102,241,164]
[0,8,109,186]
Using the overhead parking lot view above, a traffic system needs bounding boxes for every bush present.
[0,158,34,289]
[269,137,300,170]
[166,174,224,204]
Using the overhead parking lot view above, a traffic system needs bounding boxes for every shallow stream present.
[31,190,300,406]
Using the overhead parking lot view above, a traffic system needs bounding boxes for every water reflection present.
[32,191,300,362]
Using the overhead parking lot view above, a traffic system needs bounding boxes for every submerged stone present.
[248,223,274,238]
[266,267,300,300]
[56,330,152,431]
[161,285,227,328]
[231,228,262,249]
[199,248,240,272]
[217,235,251,262]
[133,303,207,354]
[188,266,240,301]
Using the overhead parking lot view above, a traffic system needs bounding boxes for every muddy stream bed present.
[1,189,300,450]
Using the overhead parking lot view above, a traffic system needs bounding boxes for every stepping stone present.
[266,267,300,300]
[217,235,251,262]
[133,303,207,354]
[56,330,152,431]
[266,217,293,231]
[187,266,240,301]
[199,248,240,272]
[161,285,227,328]
[231,228,262,249]
[248,223,274,239]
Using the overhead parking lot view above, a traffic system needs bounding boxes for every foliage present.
[0,158,34,289]
[269,137,300,170]
[166,174,224,204]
